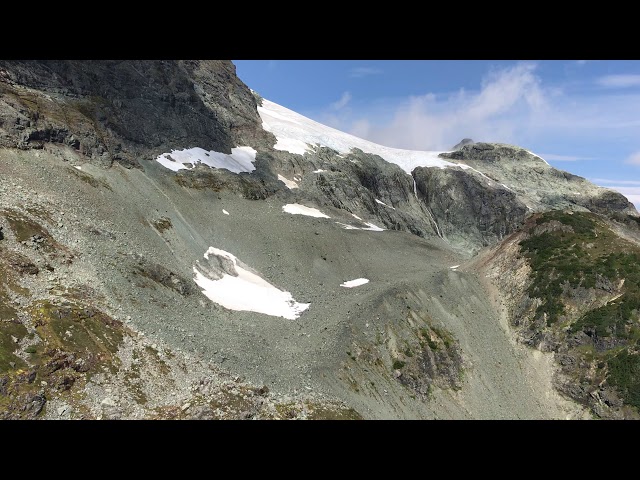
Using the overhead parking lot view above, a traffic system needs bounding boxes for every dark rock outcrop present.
[0,60,275,168]
[451,138,474,150]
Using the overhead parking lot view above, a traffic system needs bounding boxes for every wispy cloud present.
[538,153,595,162]
[310,61,640,165]
[342,62,546,150]
[596,74,640,88]
[267,60,277,71]
[626,151,640,165]
[349,67,382,78]
[330,91,352,110]
[591,178,640,185]
[576,60,588,66]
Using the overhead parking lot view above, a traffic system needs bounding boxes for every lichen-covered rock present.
[441,143,637,218]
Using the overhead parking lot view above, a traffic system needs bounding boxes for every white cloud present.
[342,62,547,151]
[596,74,640,88]
[538,153,595,161]
[330,91,352,110]
[349,67,382,78]
[307,62,640,162]
[576,60,588,66]
[626,151,640,165]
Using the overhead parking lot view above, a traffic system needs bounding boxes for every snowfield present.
[193,247,309,320]
[258,99,470,174]
[156,146,257,173]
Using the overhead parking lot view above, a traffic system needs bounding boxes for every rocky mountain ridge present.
[0,60,638,419]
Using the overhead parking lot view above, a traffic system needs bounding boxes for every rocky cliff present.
[0,60,274,168]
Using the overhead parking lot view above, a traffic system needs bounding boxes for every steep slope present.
[441,143,637,217]
[0,60,637,419]
[251,99,636,254]
[474,211,640,418]
[0,60,274,168]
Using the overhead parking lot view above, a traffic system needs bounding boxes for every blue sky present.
[234,60,640,208]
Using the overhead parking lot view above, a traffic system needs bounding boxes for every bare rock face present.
[440,143,637,217]
[451,138,474,150]
[0,60,275,168]
[413,165,529,251]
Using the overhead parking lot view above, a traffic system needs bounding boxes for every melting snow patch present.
[73,166,82,170]
[340,278,369,288]
[450,265,460,270]
[362,222,385,231]
[282,203,330,218]
[336,222,360,230]
[375,198,396,210]
[278,174,299,189]
[336,221,385,232]
[222,209,229,215]
[155,146,257,173]
[313,169,326,173]
[193,247,309,320]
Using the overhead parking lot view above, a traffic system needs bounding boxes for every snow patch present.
[336,221,385,232]
[340,278,369,288]
[193,247,309,320]
[155,146,257,173]
[222,209,229,215]
[274,137,310,155]
[375,198,396,210]
[525,150,551,166]
[278,174,299,189]
[450,265,460,270]
[313,169,327,173]
[282,203,330,218]
[73,166,82,170]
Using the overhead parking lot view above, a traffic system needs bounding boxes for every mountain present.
[1,60,639,419]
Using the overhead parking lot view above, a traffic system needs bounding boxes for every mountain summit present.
[1,60,639,419]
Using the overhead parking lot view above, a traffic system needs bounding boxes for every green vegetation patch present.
[305,402,363,420]
[30,300,124,358]
[1,209,55,246]
[392,359,406,369]
[69,168,112,191]
[0,321,28,373]
[151,217,173,233]
[607,349,640,410]
[519,211,636,326]
[0,249,33,321]
[518,210,640,413]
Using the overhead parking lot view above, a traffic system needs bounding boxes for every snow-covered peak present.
[258,99,470,174]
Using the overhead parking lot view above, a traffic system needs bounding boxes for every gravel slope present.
[0,147,585,418]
